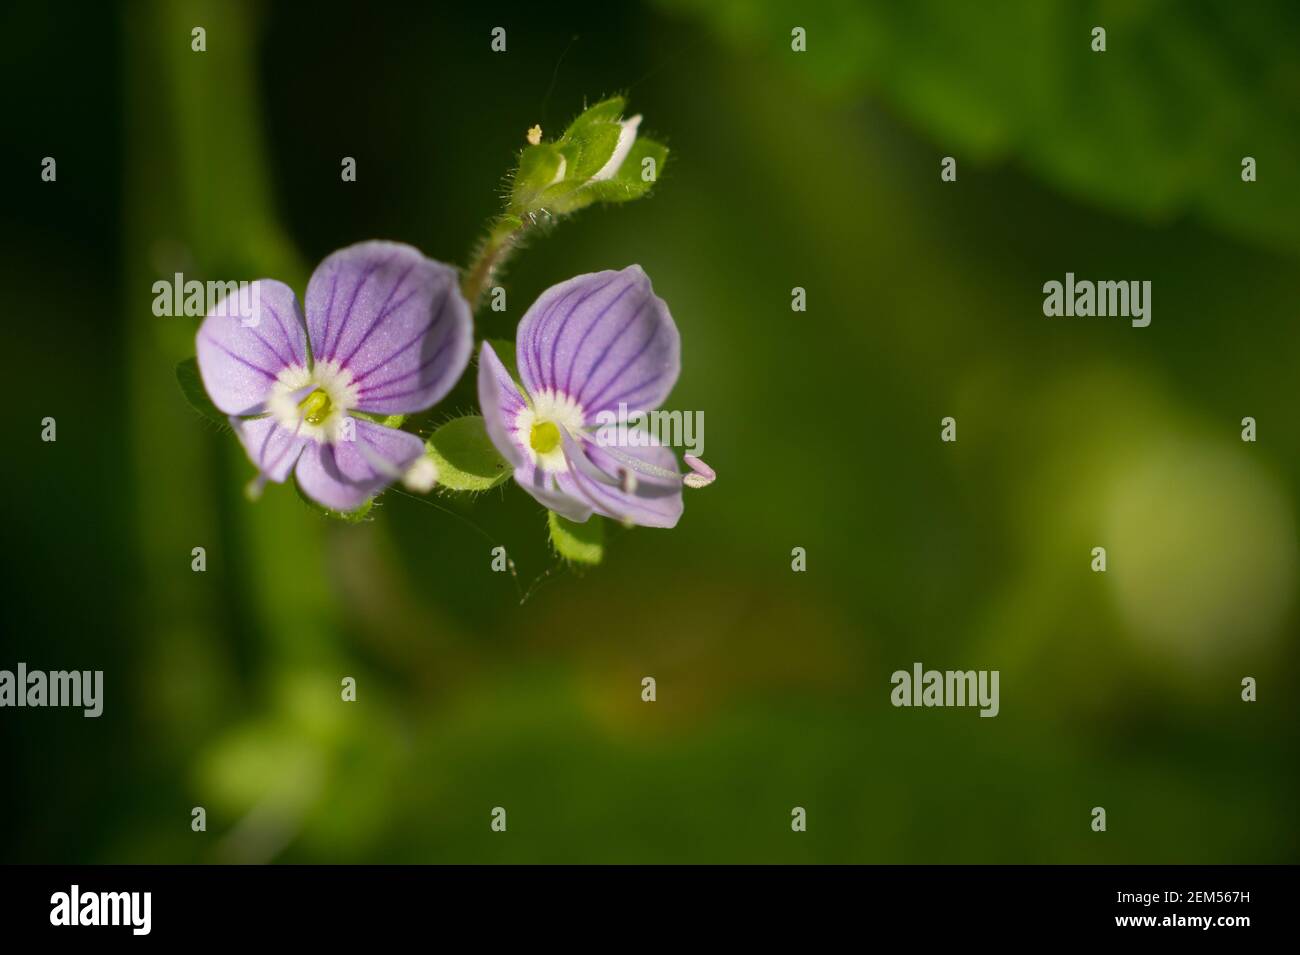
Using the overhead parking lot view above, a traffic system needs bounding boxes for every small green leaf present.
[426,415,511,492]
[176,356,229,428]
[547,510,605,565]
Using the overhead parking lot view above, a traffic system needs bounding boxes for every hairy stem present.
[460,219,527,313]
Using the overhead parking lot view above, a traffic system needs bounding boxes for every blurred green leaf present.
[425,415,511,492]
[547,510,605,564]
[665,0,1300,255]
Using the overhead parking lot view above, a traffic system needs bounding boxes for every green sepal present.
[492,214,524,236]
[562,120,623,182]
[510,143,567,214]
[176,356,230,429]
[583,137,668,204]
[424,415,511,492]
[547,510,605,565]
[351,411,406,429]
[563,97,626,137]
[293,480,375,523]
[501,97,665,220]
[534,178,586,215]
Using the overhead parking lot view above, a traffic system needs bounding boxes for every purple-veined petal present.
[478,341,592,520]
[196,280,308,415]
[556,433,683,528]
[515,265,679,420]
[230,415,308,482]
[476,341,528,467]
[293,417,425,511]
[514,460,594,523]
[303,240,472,414]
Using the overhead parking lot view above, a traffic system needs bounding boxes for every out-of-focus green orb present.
[1105,439,1296,664]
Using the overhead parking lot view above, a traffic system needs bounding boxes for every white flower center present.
[267,360,360,443]
[514,389,587,472]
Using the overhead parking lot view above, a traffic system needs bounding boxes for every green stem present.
[460,218,528,313]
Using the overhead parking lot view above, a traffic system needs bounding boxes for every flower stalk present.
[460,217,528,314]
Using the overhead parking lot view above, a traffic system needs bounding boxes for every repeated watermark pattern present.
[153,273,260,325]
[0,664,102,718]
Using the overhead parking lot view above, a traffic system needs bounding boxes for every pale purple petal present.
[303,240,472,414]
[196,280,308,414]
[515,266,679,420]
[294,418,425,511]
[556,435,683,528]
[476,342,528,467]
[515,460,594,523]
[230,415,308,482]
[478,341,592,520]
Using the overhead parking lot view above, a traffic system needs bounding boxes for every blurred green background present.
[2,0,1297,863]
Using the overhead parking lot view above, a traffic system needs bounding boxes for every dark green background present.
[1,0,1296,862]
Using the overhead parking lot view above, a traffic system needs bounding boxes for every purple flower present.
[196,241,472,511]
[477,265,689,528]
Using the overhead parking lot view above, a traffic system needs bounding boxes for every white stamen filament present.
[595,439,681,482]
[355,439,405,481]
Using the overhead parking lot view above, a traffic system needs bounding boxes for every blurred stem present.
[461,217,528,313]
